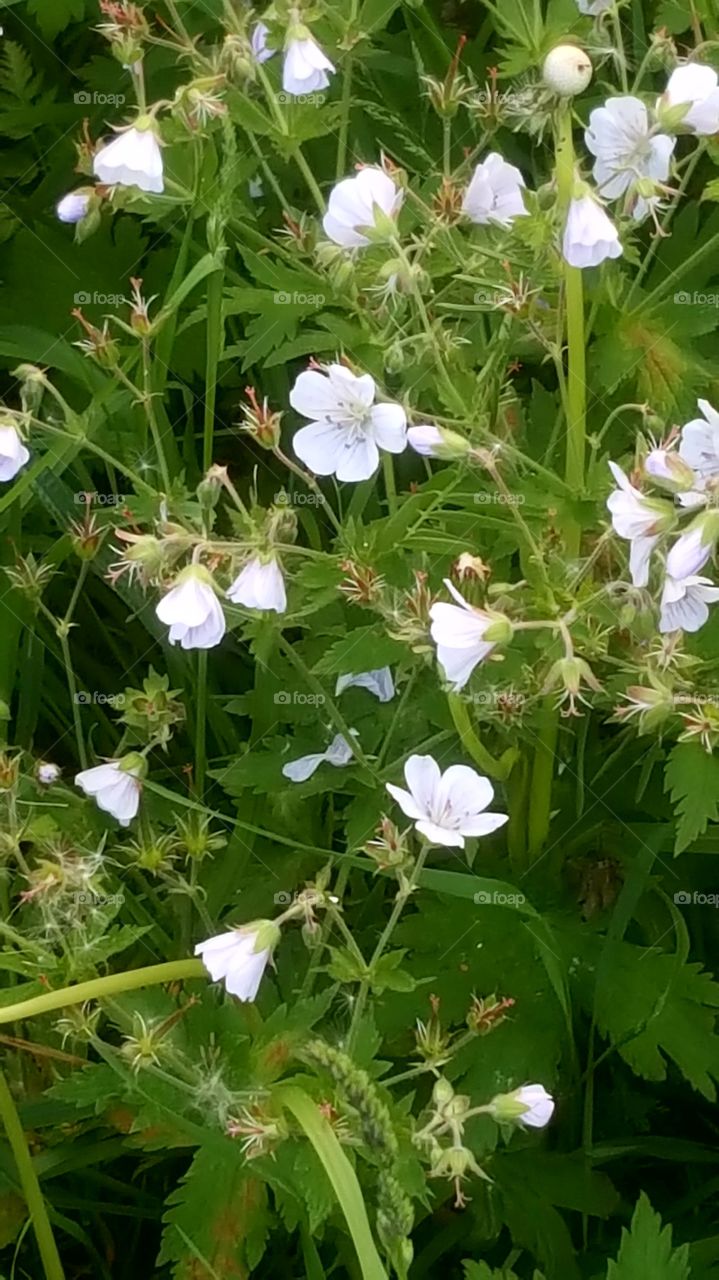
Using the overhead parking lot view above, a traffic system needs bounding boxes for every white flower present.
[156,569,226,650]
[666,513,719,579]
[679,399,719,480]
[282,732,355,783]
[644,447,696,493]
[562,194,622,268]
[290,363,407,482]
[576,0,613,12]
[542,45,592,96]
[0,426,29,481]
[491,1084,555,1128]
[323,168,403,249]
[195,920,280,1001]
[606,461,675,587]
[227,556,286,613]
[56,191,90,224]
[664,64,719,136]
[283,33,334,96]
[659,574,719,633]
[335,668,394,702]
[36,762,61,785]
[386,753,508,849]
[75,756,143,827]
[407,424,470,460]
[462,153,527,227]
[93,124,164,194]
[251,21,274,64]
[429,579,511,692]
[585,97,675,202]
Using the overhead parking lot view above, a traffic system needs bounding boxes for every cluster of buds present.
[97,1,150,68]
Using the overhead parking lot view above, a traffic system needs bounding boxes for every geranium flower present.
[335,668,394,701]
[606,462,676,587]
[576,0,613,13]
[386,754,508,848]
[323,168,403,248]
[663,64,719,135]
[666,513,719,579]
[659,574,719,633]
[75,755,144,826]
[562,194,622,268]
[679,399,719,480]
[227,556,286,613]
[282,732,355,782]
[290,363,407,482]
[56,191,90,224]
[462,153,527,227]
[0,426,29,481]
[155,569,226,650]
[195,920,280,1001]
[585,97,675,202]
[283,31,334,95]
[93,123,164,194]
[490,1084,555,1128]
[430,579,512,691]
[251,21,274,64]
[407,424,470,459]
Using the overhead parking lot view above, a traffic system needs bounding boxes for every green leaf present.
[664,741,719,854]
[274,1085,388,1280]
[607,1193,690,1280]
[313,627,407,676]
[159,1146,271,1278]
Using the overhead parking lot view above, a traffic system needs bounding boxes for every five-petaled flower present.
[323,167,403,248]
[386,753,508,848]
[195,921,280,1001]
[156,568,226,650]
[290,363,407,482]
[462,152,527,227]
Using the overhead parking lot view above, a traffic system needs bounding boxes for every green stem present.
[555,105,586,558]
[203,265,225,472]
[140,344,172,493]
[58,630,86,770]
[291,146,326,213]
[391,240,465,415]
[336,54,354,178]
[0,960,205,1025]
[526,697,559,860]
[447,693,517,781]
[195,649,208,800]
[0,1067,65,1280]
[382,450,397,515]
[442,118,452,176]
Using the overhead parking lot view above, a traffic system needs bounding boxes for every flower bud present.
[644,448,696,493]
[542,44,592,96]
[432,1077,455,1108]
[489,1083,554,1128]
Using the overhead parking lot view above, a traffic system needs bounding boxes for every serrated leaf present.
[159,1146,271,1278]
[313,627,407,676]
[664,741,719,854]
[607,1193,690,1280]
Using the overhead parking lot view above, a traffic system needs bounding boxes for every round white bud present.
[542,44,592,96]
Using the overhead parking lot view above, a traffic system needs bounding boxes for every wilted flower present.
[195,920,281,1001]
[323,167,403,248]
[0,426,30,481]
[489,1084,555,1128]
[430,579,512,691]
[585,97,675,203]
[227,556,286,613]
[335,668,395,701]
[155,568,226,650]
[386,753,508,848]
[282,732,356,782]
[614,684,674,733]
[93,122,163,193]
[56,191,91,223]
[462,153,527,227]
[679,399,719,481]
[290,363,407,482]
[662,64,719,136]
[542,44,592,96]
[283,28,334,96]
[659,574,719,633]
[562,194,622,268]
[75,754,144,826]
[606,461,676,586]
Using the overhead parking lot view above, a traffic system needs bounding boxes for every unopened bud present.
[542,44,592,96]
